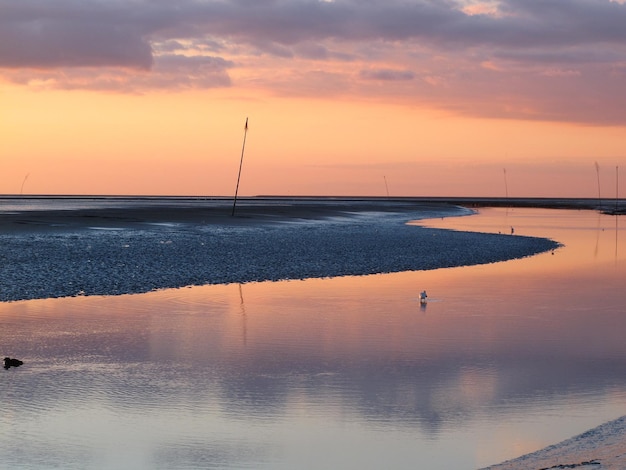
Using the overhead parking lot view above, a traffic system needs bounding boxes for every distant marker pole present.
[595,161,602,208]
[503,168,508,199]
[615,166,619,211]
[231,117,248,217]
[20,173,29,195]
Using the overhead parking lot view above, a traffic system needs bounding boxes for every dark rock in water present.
[3,357,23,369]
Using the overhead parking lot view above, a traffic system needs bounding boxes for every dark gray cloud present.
[359,68,415,81]
[3,0,626,68]
[3,55,233,92]
[0,1,156,68]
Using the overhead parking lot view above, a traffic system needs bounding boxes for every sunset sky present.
[1,0,625,197]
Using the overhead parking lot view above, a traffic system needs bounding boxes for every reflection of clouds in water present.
[155,440,271,470]
[5,280,626,436]
[218,374,291,418]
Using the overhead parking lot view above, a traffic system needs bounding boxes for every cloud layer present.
[2,0,626,123]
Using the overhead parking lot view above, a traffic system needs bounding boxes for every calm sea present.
[1,206,624,469]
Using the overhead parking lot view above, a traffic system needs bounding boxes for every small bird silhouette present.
[4,357,23,369]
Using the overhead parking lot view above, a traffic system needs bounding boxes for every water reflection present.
[1,209,625,469]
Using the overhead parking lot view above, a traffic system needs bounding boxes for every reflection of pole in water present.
[594,212,601,258]
[238,283,247,346]
[615,216,617,262]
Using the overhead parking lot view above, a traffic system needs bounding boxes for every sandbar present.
[0,197,559,302]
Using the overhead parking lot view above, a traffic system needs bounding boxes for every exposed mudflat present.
[0,199,559,302]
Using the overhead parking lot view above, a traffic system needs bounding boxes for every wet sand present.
[1,196,622,234]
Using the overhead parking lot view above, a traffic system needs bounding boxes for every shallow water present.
[1,208,625,469]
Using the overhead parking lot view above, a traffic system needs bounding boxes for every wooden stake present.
[231,118,248,217]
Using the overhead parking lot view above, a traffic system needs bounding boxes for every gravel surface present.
[0,205,559,302]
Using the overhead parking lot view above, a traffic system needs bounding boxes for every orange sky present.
[1,0,625,197]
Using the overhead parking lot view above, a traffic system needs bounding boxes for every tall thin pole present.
[231,117,248,217]
[383,176,390,198]
[503,168,508,199]
[615,166,619,214]
[20,173,29,195]
[595,162,601,208]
